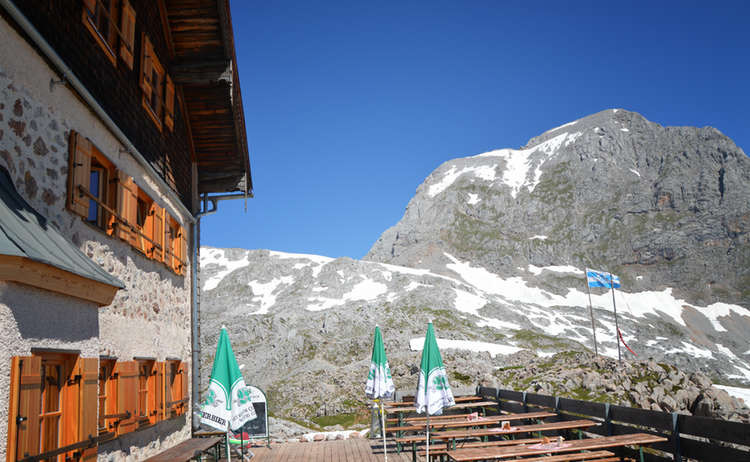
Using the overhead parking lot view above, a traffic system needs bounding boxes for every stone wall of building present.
[0,18,193,460]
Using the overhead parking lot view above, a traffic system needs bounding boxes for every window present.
[166,216,188,275]
[112,361,137,436]
[7,354,97,461]
[140,34,175,131]
[82,0,136,68]
[82,0,118,65]
[135,191,153,255]
[67,131,116,235]
[135,359,156,428]
[149,361,165,425]
[97,358,116,436]
[67,131,185,275]
[165,360,188,418]
[140,34,165,130]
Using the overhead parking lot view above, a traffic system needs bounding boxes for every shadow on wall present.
[1,281,99,342]
[98,414,187,458]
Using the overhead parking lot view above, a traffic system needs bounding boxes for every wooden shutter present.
[164,75,175,130]
[8,356,42,461]
[149,361,165,424]
[150,203,164,261]
[116,171,138,246]
[180,362,189,416]
[119,0,136,69]
[114,361,138,436]
[67,131,92,218]
[179,226,188,275]
[140,34,153,99]
[68,357,98,462]
[78,358,98,440]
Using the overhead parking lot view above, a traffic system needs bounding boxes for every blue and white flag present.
[586,268,621,288]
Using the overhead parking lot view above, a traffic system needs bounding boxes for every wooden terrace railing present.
[476,386,750,462]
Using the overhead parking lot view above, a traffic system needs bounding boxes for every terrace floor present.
[224,438,416,461]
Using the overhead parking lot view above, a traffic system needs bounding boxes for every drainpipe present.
[191,193,247,431]
[0,0,195,225]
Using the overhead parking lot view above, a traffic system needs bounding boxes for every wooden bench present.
[387,410,554,428]
[416,437,544,460]
[425,450,619,462]
[143,436,223,462]
[446,432,667,462]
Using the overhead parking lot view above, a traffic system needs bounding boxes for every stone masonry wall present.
[0,18,193,460]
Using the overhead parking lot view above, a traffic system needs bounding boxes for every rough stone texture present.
[491,351,749,422]
[0,21,193,460]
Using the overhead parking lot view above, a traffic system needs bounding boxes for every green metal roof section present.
[0,166,124,290]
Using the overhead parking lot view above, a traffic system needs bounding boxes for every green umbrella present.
[201,327,257,460]
[415,321,455,460]
[365,325,395,461]
[365,325,395,399]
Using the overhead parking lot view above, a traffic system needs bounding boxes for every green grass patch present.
[311,412,367,429]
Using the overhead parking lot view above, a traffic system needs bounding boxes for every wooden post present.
[672,412,682,462]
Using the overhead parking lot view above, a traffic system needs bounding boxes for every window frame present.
[140,34,165,131]
[82,0,120,65]
[67,131,186,276]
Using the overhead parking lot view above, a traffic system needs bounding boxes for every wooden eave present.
[0,255,120,306]
[164,0,252,196]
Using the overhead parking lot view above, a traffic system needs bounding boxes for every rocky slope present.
[199,110,750,432]
[367,109,750,307]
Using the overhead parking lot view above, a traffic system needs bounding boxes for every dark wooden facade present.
[4,0,252,208]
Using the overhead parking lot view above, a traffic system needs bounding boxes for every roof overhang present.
[0,255,120,306]
[163,0,253,196]
[0,167,123,306]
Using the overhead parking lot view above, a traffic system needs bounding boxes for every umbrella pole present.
[226,430,231,462]
[380,402,388,461]
[426,412,430,461]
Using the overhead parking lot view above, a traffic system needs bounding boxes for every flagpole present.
[609,273,621,363]
[585,271,599,356]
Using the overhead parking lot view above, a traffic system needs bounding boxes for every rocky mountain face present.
[199,110,750,432]
[367,109,750,307]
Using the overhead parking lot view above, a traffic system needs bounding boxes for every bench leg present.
[639,446,644,462]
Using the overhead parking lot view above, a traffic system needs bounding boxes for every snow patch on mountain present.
[202,248,251,291]
[468,131,582,197]
[409,337,522,357]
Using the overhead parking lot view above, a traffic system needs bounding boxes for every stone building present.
[0,0,251,460]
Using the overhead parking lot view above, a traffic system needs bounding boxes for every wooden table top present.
[143,437,223,462]
[386,396,483,407]
[386,411,556,433]
[446,432,667,461]
[384,401,498,413]
[396,419,596,444]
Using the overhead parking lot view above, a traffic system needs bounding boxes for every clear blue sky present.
[201,0,750,259]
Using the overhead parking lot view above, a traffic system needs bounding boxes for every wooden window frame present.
[135,190,154,255]
[135,360,155,428]
[67,131,187,275]
[7,353,98,462]
[98,358,117,436]
[82,0,120,66]
[140,34,165,131]
[67,131,117,236]
[165,360,188,418]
